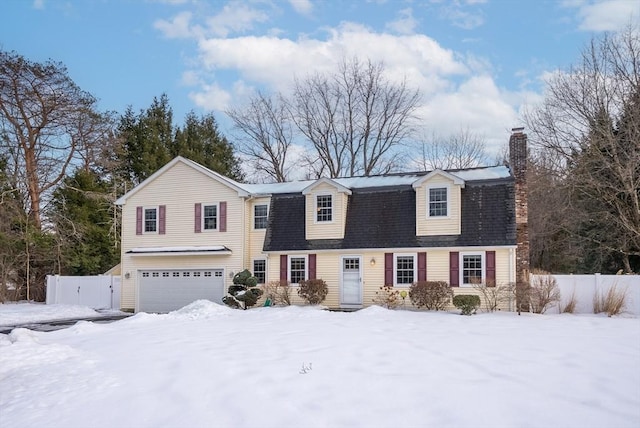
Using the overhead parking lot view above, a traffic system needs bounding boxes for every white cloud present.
[182,21,533,157]
[32,0,45,9]
[568,0,639,31]
[289,0,313,15]
[386,8,419,35]
[440,6,484,30]
[154,11,202,39]
[189,82,232,111]
[205,2,270,37]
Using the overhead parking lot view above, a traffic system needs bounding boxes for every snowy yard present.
[1,302,639,428]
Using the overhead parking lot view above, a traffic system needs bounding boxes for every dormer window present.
[428,187,448,217]
[316,195,332,222]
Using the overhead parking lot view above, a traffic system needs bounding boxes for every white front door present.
[341,256,362,306]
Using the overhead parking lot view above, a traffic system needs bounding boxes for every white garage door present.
[138,269,225,313]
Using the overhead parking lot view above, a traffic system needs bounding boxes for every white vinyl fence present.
[532,273,640,316]
[46,275,121,310]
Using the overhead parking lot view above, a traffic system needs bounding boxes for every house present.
[115,128,529,313]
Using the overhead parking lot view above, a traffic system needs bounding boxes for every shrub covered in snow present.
[222,269,263,309]
[452,295,481,315]
[297,279,328,305]
[409,281,452,311]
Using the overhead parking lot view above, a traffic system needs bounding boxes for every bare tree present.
[416,127,489,170]
[525,24,640,272]
[226,92,293,182]
[292,57,421,178]
[0,50,100,230]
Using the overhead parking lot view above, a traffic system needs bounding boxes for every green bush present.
[409,281,452,310]
[222,269,263,309]
[453,294,481,315]
[297,279,328,305]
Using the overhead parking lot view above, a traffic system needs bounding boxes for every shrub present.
[409,281,452,311]
[297,279,328,305]
[472,282,515,312]
[262,280,292,306]
[560,290,578,314]
[529,271,560,314]
[453,295,481,315]
[372,285,400,309]
[222,269,263,309]
[593,285,627,316]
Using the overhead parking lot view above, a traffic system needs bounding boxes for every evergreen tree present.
[172,111,244,181]
[116,95,172,185]
[50,168,120,276]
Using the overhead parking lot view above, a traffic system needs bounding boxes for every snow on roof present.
[240,165,511,195]
[127,246,231,254]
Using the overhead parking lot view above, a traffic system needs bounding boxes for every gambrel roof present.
[264,177,516,252]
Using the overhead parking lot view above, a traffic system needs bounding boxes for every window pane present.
[144,208,157,232]
[429,188,447,217]
[290,257,306,284]
[316,195,332,222]
[463,255,483,284]
[396,256,414,285]
[254,204,268,229]
[253,260,266,284]
[203,205,217,230]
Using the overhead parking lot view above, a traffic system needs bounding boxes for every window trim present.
[460,252,485,287]
[394,253,417,287]
[201,202,219,232]
[143,206,159,234]
[253,259,267,285]
[288,255,308,286]
[427,185,450,219]
[253,204,269,230]
[315,194,334,223]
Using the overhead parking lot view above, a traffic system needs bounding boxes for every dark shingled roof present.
[263,178,516,252]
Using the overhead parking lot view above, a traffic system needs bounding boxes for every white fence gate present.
[46,275,121,310]
[532,273,640,316]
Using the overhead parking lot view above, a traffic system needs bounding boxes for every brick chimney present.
[509,127,530,312]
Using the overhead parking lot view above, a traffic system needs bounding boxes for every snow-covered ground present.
[0,302,103,326]
[1,301,639,428]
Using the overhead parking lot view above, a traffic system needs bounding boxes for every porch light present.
[370,258,376,267]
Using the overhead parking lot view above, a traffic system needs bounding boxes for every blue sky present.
[2,0,638,156]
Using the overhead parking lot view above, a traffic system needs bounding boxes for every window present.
[203,204,217,230]
[289,256,306,284]
[428,187,448,217]
[395,254,416,285]
[316,195,332,222]
[254,204,268,229]
[253,259,266,284]
[462,254,483,285]
[144,208,157,232]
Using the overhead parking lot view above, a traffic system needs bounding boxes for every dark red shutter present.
[194,203,201,233]
[280,255,288,282]
[158,205,166,235]
[418,252,427,282]
[486,251,496,287]
[219,201,227,232]
[136,206,142,235]
[449,251,459,287]
[308,254,316,280]
[384,253,393,286]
